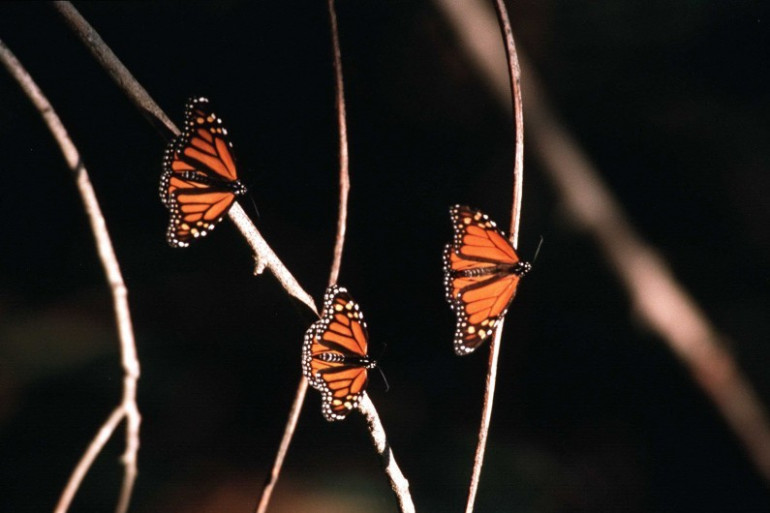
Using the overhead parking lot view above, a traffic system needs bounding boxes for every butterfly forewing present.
[302,285,373,421]
[444,205,530,355]
[160,97,247,248]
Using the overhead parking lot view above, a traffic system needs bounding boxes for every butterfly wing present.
[302,285,370,421]
[160,97,247,248]
[444,205,525,355]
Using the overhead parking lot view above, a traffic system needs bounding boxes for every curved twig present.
[327,0,351,288]
[462,1,525,512]
[437,0,770,484]
[0,38,142,513]
[255,2,352,512]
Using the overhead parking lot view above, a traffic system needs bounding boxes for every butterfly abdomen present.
[317,352,376,368]
[179,170,247,194]
[455,261,531,278]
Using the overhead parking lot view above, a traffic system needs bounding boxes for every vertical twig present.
[256,2,352,511]
[464,1,525,512]
[465,322,504,513]
[499,1,525,245]
[327,0,351,288]
[436,0,770,485]
[0,38,142,513]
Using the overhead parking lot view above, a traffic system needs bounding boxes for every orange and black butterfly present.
[160,97,247,248]
[303,285,376,421]
[443,205,531,355]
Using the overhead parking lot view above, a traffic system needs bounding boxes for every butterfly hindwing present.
[160,97,247,248]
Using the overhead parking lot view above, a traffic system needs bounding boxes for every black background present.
[1,2,770,512]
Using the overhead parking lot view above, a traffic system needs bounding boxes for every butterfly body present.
[444,205,531,355]
[176,170,247,191]
[316,351,376,367]
[303,285,376,421]
[160,97,247,248]
[453,261,530,278]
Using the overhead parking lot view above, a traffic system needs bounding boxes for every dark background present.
[1,1,770,512]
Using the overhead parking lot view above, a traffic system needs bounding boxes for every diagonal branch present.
[0,38,141,513]
[52,0,318,317]
[521,56,770,482]
[437,0,770,484]
[52,1,175,136]
[358,395,415,513]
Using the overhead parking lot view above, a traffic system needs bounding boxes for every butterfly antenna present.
[531,235,545,264]
[247,193,261,220]
[376,341,388,361]
[375,365,390,393]
[373,342,390,392]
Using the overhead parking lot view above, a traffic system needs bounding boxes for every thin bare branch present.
[256,2,354,511]
[52,1,318,316]
[255,379,308,513]
[464,319,504,513]
[327,0,351,287]
[55,408,125,513]
[52,1,176,136]
[0,38,142,513]
[496,0,525,246]
[358,395,415,513]
[457,1,526,511]
[228,205,318,316]
[115,377,140,513]
[437,0,770,484]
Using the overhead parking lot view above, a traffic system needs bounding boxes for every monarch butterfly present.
[443,205,531,355]
[303,285,376,421]
[160,97,247,248]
